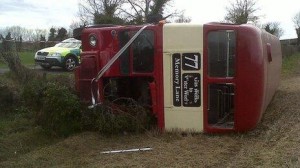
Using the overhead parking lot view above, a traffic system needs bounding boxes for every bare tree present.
[69,21,84,30]
[175,12,191,23]
[69,21,83,37]
[23,29,34,41]
[78,0,124,24]
[0,26,47,42]
[33,29,47,42]
[263,22,284,38]
[78,0,186,25]
[293,12,300,45]
[5,26,24,40]
[122,0,177,24]
[224,0,259,24]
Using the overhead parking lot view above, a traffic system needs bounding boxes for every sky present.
[0,0,300,39]
[0,0,80,30]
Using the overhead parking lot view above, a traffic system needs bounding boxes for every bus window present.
[208,30,236,77]
[208,83,235,128]
[119,30,130,75]
[132,30,154,73]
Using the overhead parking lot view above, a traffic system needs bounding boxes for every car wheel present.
[40,64,52,70]
[64,56,78,71]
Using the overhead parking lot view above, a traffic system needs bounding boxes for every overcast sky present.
[0,0,300,39]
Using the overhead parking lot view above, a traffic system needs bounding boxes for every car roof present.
[61,38,81,43]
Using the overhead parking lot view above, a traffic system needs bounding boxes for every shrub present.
[47,73,75,90]
[0,78,21,114]
[20,75,81,137]
[37,83,82,137]
[2,69,155,136]
[0,85,14,113]
[82,99,155,135]
[22,79,47,111]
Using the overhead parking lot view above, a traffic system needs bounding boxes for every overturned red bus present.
[74,22,282,133]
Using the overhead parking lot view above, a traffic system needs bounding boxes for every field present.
[0,51,35,68]
[1,53,300,167]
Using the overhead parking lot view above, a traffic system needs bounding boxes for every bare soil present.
[1,66,300,167]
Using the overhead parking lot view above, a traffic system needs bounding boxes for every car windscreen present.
[55,42,81,48]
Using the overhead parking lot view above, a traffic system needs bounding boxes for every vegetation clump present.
[37,82,82,137]
[0,39,154,138]
[0,74,21,114]
[18,77,82,137]
[82,99,155,135]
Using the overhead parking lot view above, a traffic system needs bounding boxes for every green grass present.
[0,51,35,68]
[19,51,35,66]
[282,53,300,77]
[0,60,6,68]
